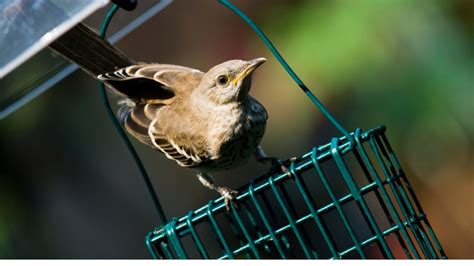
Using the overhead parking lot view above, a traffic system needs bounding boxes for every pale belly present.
[199,118,267,172]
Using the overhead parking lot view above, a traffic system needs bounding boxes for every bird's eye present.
[216,75,229,86]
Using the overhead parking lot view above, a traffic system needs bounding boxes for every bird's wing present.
[149,113,211,168]
[119,102,157,147]
[149,132,210,168]
[97,64,204,101]
[122,102,210,168]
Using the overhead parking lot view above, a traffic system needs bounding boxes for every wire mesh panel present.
[146,126,446,259]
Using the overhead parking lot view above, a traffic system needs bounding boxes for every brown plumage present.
[98,58,273,210]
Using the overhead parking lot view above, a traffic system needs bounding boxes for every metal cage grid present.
[145,126,446,259]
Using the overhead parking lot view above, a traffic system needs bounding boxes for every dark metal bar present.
[241,202,272,254]
[248,183,287,258]
[354,129,416,258]
[268,177,314,258]
[338,224,400,257]
[373,135,437,258]
[368,137,426,258]
[185,212,209,259]
[230,205,261,258]
[311,147,366,258]
[224,212,252,259]
[145,232,160,259]
[160,241,174,259]
[276,179,318,258]
[206,201,234,259]
[330,137,394,258]
[290,161,339,258]
[164,219,188,259]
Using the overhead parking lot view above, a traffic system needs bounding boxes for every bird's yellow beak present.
[233,57,267,86]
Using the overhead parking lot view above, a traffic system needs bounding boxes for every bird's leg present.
[197,172,239,211]
[254,146,296,177]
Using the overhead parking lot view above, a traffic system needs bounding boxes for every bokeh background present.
[0,0,473,259]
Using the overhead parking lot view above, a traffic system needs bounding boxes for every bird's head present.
[198,58,267,104]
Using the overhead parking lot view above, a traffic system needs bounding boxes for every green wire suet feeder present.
[99,0,446,259]
[146,125,446,259]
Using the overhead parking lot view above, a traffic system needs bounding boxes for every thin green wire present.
[218,0,354,150]
[98,4,168,224]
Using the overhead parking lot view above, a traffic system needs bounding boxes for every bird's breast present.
[204,102,267,171]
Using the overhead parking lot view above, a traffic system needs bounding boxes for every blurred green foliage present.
[266,1,473,172]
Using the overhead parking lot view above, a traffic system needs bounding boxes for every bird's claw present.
[217,187,239,212]
[268,157,297,177]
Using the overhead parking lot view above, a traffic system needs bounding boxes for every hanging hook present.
[112,0,138,11]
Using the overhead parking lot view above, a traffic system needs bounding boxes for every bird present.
[98,58,287,210]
